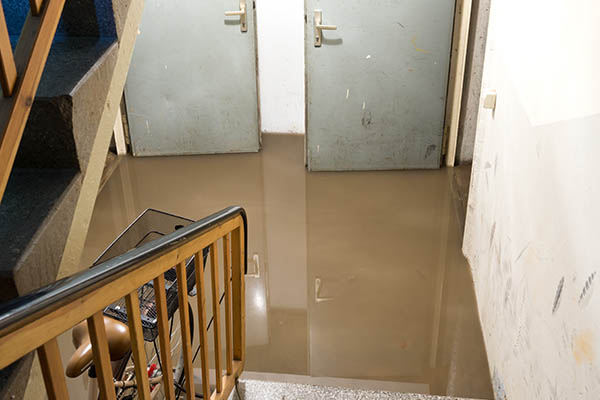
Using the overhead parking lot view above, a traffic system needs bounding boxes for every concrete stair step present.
[14,37,118,170]
[3,0,116,39]
[0,168,80,302]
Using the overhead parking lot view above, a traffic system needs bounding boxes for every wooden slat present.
[0,0,66,202]
[222,234,233,375]
[209,360,244,400]
[231,227,245,364]
[194,251,211,400]
[0,3,17,97]
[153,274,175,400]
[125,292,151,400]
[175,261,195,398]
[0,216,242,369]
[37,338,69,400]
[210,242,223,392]
[29,0,44,15]
[87,312,117,400]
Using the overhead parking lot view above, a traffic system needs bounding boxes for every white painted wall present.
[255,0,305,134]
[464,0,600,398]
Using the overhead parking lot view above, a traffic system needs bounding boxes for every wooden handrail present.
[0,206,248,400]
[0,0,66,204]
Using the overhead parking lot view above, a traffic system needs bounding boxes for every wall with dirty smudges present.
[464,0,600,398]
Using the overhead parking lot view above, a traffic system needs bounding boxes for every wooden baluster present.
[125,292,151,400]
[223,233,233,376]
[153,274,175,400]
[87,312,117,400]
[231,226,245,365]
[194,251,211,399]
[210,242,223,393]
[37,338,69,400]
[29,0,43,15]
[175,261,195,398]
[0,3,16,97]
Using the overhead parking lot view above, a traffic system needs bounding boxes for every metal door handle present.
[225,0,247,32]
[314,10,337,47]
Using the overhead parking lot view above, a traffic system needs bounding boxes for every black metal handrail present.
[0,206,247,335]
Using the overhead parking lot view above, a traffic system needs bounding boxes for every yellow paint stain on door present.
[411,37,430,54]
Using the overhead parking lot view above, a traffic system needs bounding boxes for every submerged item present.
[68,209,208,378]
[66,316,130,378]
[96,209,207,342]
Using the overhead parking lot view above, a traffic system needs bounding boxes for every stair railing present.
[0,0,66,203]
[0,206,247,400]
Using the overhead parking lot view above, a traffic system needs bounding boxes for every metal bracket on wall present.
[482,90,497,111]
[225,0,247,32]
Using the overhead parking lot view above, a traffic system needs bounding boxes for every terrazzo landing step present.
[230,379,483,400]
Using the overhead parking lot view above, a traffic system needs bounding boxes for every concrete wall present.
[456,0,490,164]
[255,0,305,134]
[464,0,600,398]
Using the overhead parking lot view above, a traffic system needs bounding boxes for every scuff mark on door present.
[361,111,372,127]
[424,144,436,158]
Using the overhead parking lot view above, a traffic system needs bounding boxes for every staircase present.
[0,0,144,398]
[0,33,118,302]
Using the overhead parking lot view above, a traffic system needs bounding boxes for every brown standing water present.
[78,134,493,398]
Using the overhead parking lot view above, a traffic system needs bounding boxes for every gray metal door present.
[125,0,259,156]
[305,0,455,170]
